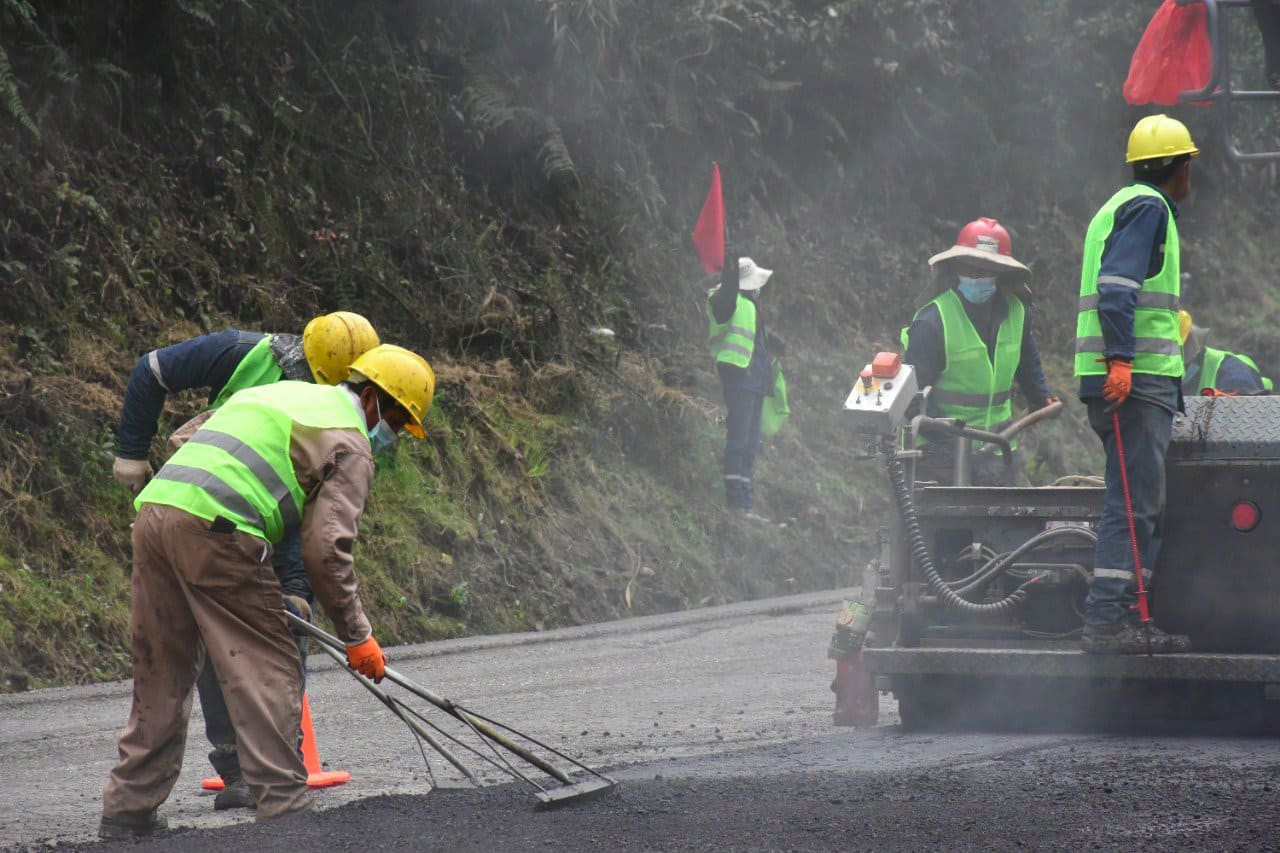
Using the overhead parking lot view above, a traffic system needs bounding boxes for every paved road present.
[3,588,1279,850]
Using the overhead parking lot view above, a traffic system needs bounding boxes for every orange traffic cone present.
[299,693,350,788]
[201,692,350,791]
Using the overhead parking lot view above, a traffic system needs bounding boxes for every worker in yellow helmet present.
[101,344,434,838]
[1074,114,1197,655]
[1179,310,1273,396]
[108,311,379,811]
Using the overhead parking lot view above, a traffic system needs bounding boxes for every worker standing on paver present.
[707,255,784,522]
[110,312,379,810]
[901,218,1057,486]
[100,344,434,839]
[1075,114,1197,655]
[1179,310,1272,396]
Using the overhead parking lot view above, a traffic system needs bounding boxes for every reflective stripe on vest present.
[707,293,757,368]
[185,429,302,533]
[211,335,286,409]
[910,289,1024,452]
[1075,184,1182,378]
[137,382,367,542]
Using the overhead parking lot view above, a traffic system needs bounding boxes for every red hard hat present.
[927,216,1030,285]
[954,217,1012,256]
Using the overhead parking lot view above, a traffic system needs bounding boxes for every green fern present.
[535,118,579,189]
[0,46,38,139]
[1,0,38,28]
[461,74,519,138]
[55,182,111,226]
[176,0,217,28]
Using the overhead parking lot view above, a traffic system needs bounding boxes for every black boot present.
[1082,622,1191,655]
[98,812,167,840]
[208,744,256,811]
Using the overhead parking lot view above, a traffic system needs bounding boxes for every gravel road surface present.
[3,588,1278,851]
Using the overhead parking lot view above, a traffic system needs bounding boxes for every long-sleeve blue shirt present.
[116,329,268,459]
[1078,182,1182,410]
[903,287,1054,415]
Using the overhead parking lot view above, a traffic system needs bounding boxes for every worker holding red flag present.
[693,164,785,521]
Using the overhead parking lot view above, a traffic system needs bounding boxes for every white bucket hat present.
[736,257,773,291]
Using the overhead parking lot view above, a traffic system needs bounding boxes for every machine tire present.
[894,677,942,731]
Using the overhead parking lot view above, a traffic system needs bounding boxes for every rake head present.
[533,774,620,810]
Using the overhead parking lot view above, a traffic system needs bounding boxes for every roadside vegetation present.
[2,0,1277,688]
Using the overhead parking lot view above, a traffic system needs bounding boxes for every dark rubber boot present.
[98,812,167,840]
[209,744,256,811]
[1082,622,1191,655]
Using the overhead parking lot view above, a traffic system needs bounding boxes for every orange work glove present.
[1101,359,1133,406]
[346,635,387,682]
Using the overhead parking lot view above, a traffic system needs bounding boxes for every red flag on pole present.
[1123,0,1211,107]
[691,163,725,274]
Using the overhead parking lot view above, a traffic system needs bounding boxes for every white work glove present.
[112,457,153,495]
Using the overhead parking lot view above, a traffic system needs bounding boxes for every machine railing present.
[911,401,1064,486]
[1176,0,1280,162]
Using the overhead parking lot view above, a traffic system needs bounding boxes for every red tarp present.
[1124,0,1212,107]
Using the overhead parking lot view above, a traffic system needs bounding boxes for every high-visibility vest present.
[210,335,284,408]
[1196,346,1274,394]
[902,289,1024,451]
[137,382,368,543]
[1075,184,1182,378]
[706,293,757,369]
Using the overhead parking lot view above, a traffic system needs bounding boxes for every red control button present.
[872,352,901,379]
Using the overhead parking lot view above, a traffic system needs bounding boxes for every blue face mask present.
[957,276,998,304]
[368,395,398,457]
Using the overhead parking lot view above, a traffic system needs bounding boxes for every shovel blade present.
[533,775,619,810]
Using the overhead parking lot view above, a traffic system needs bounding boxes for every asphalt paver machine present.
[830,352,1280,730]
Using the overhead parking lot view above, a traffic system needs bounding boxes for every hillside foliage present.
[2,0,1278,687]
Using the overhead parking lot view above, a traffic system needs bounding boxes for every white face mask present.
[368,394,398,456]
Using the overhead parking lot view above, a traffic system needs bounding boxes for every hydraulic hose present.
[882,441,1036,616]
[949,525,1097,599]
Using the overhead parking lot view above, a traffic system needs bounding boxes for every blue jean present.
[1082,396,1174,632]
[199,532,310,747]
[722,382,765,510]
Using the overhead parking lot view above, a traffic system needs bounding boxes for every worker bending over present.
[111,312,379,810]
[901,217,1056,486]
[1179,311,1272,396]
[100,344,432,838]
[1075,115,1197,655]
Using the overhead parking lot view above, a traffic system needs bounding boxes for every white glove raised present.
[112,457,153,495]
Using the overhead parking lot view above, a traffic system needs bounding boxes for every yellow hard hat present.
[349,344,434,439]
[1126,114,1200,164]
[303,311,381,385]
[1178,309,1193,345]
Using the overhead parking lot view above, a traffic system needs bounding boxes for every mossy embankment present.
[2,1,1278,689]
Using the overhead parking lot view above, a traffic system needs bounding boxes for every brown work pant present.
[102,504,313,821]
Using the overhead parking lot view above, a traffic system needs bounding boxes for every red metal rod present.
[1112,408,1153,654]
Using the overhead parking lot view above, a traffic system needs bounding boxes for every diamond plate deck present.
[1170,395,1280,460]
[864,647,1280,682]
